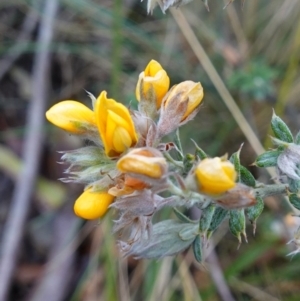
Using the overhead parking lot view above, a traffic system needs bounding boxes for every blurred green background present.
[1,0,300,300]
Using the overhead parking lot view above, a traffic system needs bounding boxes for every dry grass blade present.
[30,206,79,301]
[0,6,39,81]
[148,257,173,301]
[170,7,264,157]
[170,7,296,214]
[206,249,236,301]
[230,277,282,301]
[0,0,59,299]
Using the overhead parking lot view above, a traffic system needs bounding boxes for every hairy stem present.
[254,183,288,198]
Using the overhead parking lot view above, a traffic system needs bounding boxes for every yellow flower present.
[195,157,237,195]
[74,188,114,220]
[95,91,138,157]
[117,147,167,179]
[45,101,95,134]
[136,60,170,109]
[163,81,204,121]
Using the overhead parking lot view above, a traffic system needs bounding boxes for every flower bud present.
[136,60,170,109]
[117,147,167,179]
[195,157,236,195]
[45,101,95,134]
[74,188,114,220]
[163,81,204,121]
[157,81,204,138]
[95,91,138,157]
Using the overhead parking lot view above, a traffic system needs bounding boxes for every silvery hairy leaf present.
[122,219,198,258]
[277,144,300,181]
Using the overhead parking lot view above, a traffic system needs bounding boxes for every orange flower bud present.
[45,101,95,134]
[124,175,148,190]
[74,188,114,220]
[136,60,170,109]
[195,157,237,195]
[117,147,167,179]
[108,175,148,197]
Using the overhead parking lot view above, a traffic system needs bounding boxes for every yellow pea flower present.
[117,147,167,179]
[74,188,114,220]
[95,91,138,157]
[195,157,237,195]
[136,60,170,109]
[163,81,204,121]
[45,101,95,134]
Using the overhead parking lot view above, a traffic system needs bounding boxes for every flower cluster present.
[46,60,298,259]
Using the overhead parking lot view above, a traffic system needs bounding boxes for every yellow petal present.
[144,60,164,76]
[135,75,143,101]
[117,148,167,179]
[95,91,138,157]
[107,109,132,133]
[105,111,132,155]
[112,127,132,153]
[45,101,95,133]
[74,189,114,220]
[135,60,170,109]
[163,81,204,121]
[143,70,170,108]
[195,158,236,195]
[222,161,237,179]
[118,156,163,178]
[96,91,134,127]
[183,82,204,120]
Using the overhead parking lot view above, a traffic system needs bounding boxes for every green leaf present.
[289,193,300,211]
[255,150,282,167]
[229,145,243,182]
[288,178,300,193]
[199,204,216,236]
[246,197,264,234]
[207,207,228,239]
[271,110,293,143]
[240,165,256,187]
[192,235,203,263]
[229,209,247,246]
